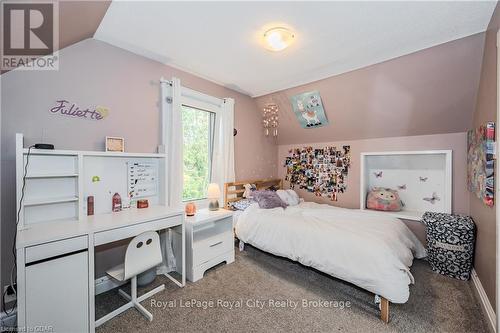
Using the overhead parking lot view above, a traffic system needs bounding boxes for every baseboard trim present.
[94,275,126,295]
[471,269,496,332]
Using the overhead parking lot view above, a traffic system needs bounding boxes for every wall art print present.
[290,90,329,129]
[467,122,495,207]
[284,145,351,201]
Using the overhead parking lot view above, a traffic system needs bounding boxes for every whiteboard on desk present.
[127,161,158,199]
[83,157,161,215]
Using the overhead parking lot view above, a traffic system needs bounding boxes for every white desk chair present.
[96,231,165,327]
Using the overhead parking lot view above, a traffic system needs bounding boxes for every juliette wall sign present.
[49,100,109,120]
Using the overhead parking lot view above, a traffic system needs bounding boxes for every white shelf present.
[185,209,234,226]
[82,151,166,158]
[360,150,452,217]
[16,133,168,228]
[360,208,424,221]
[24,196,79,207]
[24,148,165,158]
[26,173,79,179]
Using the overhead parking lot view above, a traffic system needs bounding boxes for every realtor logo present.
[1,1,59,70]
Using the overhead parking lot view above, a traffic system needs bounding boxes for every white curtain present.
[162,77,234,206]
[211,98,235,203]
[167,77,184,208]
[160,77,183,272]
[160,78,234,270]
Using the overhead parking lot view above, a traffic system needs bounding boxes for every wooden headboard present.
[223,179,283,209]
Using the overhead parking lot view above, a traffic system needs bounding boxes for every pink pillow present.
[366,188,403,212]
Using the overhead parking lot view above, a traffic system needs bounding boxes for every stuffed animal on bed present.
[242,183,257,198]
[366,187,403,212]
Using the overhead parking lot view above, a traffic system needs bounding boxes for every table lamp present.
[207,183,221,211]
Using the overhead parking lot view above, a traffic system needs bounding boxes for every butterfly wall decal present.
[397,184,407,190]
[419,176,428,182]
[423,192,440,204]
[373,171,383,178]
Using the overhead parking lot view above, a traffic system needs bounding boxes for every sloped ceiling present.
[254,33,485,144]
[59,1,111,50]
[95,1,496,97]
[0,1,111,74]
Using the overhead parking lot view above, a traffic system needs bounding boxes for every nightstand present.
[185,208,235,282]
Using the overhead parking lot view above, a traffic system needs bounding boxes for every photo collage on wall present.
[467,122,495,207]
[284,146,351,201]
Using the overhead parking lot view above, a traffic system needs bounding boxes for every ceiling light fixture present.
[263,27,295,52]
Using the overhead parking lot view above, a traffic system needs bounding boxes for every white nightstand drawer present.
[193,232,233,266]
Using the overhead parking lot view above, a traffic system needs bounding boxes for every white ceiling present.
[95,1,497,97]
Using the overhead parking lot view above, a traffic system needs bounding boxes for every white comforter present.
[235,202,426,303]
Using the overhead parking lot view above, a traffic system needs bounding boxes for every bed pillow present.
[366,187,403,212]
[253,190,287,209]
[276,189,300,206]
[286,189,300,206]
[276,190,292,205]
[229,198,254,211]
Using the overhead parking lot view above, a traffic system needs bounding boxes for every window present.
[181,105,215,201]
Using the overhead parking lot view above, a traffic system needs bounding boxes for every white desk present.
[16,206,185,333]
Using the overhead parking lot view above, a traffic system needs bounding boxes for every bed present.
[224,179,426,323]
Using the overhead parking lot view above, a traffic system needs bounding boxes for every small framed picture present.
[106,136,125,152]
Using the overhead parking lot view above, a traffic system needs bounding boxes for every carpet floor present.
[96,244,491,333]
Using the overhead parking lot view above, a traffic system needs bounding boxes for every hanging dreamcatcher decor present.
[262,103,279,136]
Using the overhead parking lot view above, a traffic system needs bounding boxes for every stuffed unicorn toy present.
[243,183,256,198]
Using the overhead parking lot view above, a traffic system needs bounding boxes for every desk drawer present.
[193,232,233,266]
[25,235,88,264]
[94,215,183,246]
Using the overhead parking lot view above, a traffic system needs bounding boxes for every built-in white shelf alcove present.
[360,150,452,221]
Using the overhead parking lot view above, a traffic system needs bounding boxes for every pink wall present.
[0,38,277,299]
[470,2,500,312]
[0,16,492,314]
[260,31,492,309]
[255,34,484,145]
[278,132,469,244]
[278,133,468,213]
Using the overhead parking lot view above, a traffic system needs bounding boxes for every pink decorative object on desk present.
[112,193,122,212]
[87,196,94,216]
[185,202,197,216]
[137,199,149,209]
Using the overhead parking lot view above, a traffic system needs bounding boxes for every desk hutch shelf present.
[16,134,167,228]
